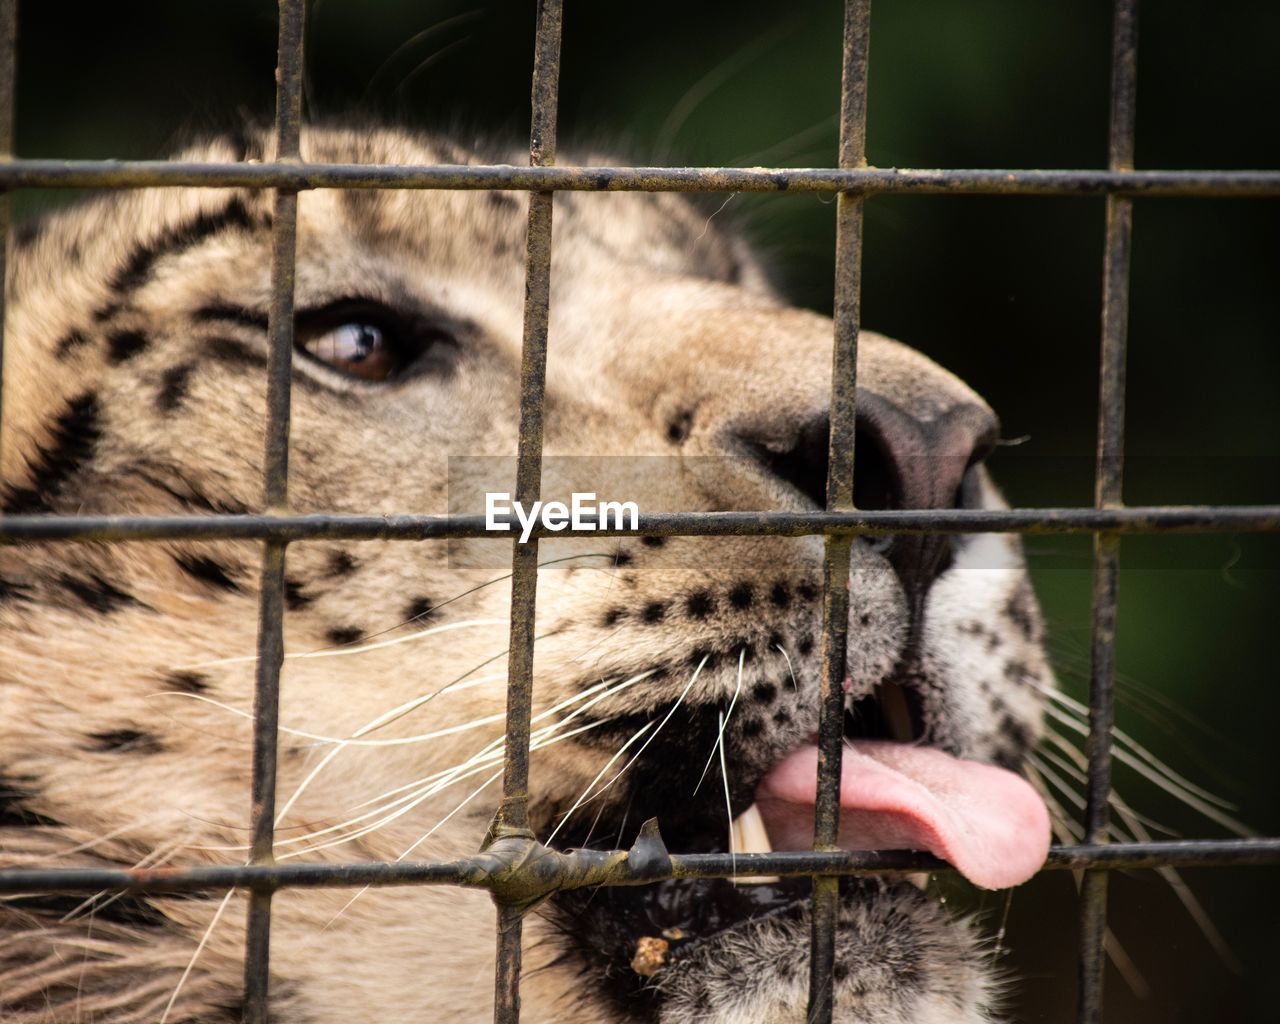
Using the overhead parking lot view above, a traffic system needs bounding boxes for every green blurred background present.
[13,1,1279,1020]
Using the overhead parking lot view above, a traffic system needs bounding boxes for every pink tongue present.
[754,741,1050,890]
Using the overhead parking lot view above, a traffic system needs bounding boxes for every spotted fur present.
[0,128,1054,1023]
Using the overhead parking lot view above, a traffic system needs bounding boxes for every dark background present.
[13,2,1279,1020]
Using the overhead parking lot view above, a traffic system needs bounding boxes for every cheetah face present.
[1,127,1055,1024]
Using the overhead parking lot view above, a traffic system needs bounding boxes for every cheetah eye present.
[294,299,455,384]
[300,322,394,381]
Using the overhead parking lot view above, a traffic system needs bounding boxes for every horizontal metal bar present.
[4,161,1280,196]
[3,839,1277,896]
[3,506,1278,544]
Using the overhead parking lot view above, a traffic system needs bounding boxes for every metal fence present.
[1,1,1279,1023]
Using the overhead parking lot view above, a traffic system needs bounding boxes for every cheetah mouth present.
[551,679,1051,990]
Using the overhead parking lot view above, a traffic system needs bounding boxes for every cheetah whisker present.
[396,769,503,862]
[37,817,164,860]
[1040,705,1253,836]
[545,722,654,846]
[1039,731,1180,837]
[157,889,234,1024]
[541,657,711,830]
[1025,762,1082,844]
[321,766,505,932]
[695,648,746,794]
[1111,796,1242,971]
[158,681,507,747]
[269,641,550,826]
[775,643,799,689]
[1039,735,1241,968]
[280,719,610,858]
[1028,754,1232,984]
[342,669,661,811]
[1034,683,1239,812]
[261,673,654,854]
[1027,752,1139,845]
[323,668,661,913]
[717,709,736,879]
[57,840,182,925]
[197,707,607,855]
[185,617,507,670]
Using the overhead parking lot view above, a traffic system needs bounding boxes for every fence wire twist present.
[1,2,1279,1024]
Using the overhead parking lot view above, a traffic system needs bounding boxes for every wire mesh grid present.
[1,1,1279,1022]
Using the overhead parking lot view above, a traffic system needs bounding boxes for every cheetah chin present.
[1,126,1056,1024]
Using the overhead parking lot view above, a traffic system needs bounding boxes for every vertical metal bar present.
[493,3,562,1024]
[0,0,16,481]
[243,2,304,1022]
[1079,2,1138,1023]
[809,3,870,1022]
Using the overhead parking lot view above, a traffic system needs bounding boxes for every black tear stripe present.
[174,553,242,592]
[85,729,163,755]
[109,196,259,297]
[2,392,101,514]
[59,572,147,615]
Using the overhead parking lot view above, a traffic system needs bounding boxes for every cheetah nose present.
[855,391,999,606]
[739,391,998,602]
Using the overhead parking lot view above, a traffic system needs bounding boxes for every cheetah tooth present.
[729,803,926,889]
[729,803,781,884]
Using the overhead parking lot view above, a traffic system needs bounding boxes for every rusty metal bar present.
[242,3,305,1022]
[3,504,1279,544]
[0,0,15,481]
[2,161,1279,196]
[4,838,1279,898]
[493,4,563,1023]
[1080,2,1139,1022]
[809,3,871,1021]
